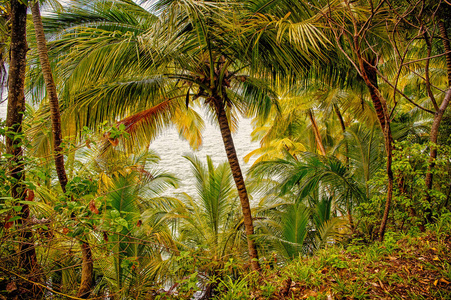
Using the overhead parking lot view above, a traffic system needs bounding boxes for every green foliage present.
[214,274,253,300]
[358,140,451,236]
[2,0,451,298]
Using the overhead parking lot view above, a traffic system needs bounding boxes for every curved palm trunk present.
[307,109,326,156]
[360,60,394,242]
[7,0,42,297]
[424,22,451,222]
[31,4,94,296]
[31,2,68,191]
[213,97,261,272]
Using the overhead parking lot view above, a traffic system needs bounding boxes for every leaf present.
[12,206,22,212]
[103,231,109,242]
[116,218,128,229]
[186,87,191,108]
[6,216,21,223]
[26,190,35,202]
[89,200,100,214]
[4,215,14,230]
[6,281,17,293]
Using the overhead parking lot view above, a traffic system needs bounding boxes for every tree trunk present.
[31,3,95,296]
[334,104,349,166]
[360,60,394,242]
[213,97,261,272]
[307,109,326,156]
[423,22,451,222]
[7,0,42,297]
[334,105,354,232]
[31,2,68,192]
[76,242,94,298]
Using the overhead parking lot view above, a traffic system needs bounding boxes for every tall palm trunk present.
[213,97,261,272]
[7,0,41,296]
[424,22,451,222]
[31,3,94,297]
[360,59,394,242]
[31,2,68,191]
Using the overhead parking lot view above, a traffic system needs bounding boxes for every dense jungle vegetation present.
[0,0,450,298]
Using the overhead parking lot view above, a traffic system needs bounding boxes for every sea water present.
[0,103,259,196]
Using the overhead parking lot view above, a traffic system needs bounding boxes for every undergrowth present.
[213,217,451,299]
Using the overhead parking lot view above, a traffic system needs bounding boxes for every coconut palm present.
[253,196,346,261]
[245,80,378,166]
[30,0,68,191]
[27,1,100,296]
[62,147,179,298]
[159,154,245,297]
[249,150,365,240]
[37,0,276,271]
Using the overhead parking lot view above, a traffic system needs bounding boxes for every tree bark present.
[360,60,394,242]
[213,97,261,272]
[31,2,68,192]
[7,0,42,297]
[334,104,349,167]
[423,22,451,222]
[31,3,95,296]
[334,105,354,232]
[76,242,94,298]
[307,109,326,156]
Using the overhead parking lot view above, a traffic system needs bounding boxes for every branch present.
[401,50,451,66]
[372,66,435,114]
[423,30,439,111]
[0,265,90,300]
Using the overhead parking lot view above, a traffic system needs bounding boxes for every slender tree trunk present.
[31,3,94,296]
[334,105,354,232]
[307,109,326,156]
[7,0,42,297]
[360,60,394,242]
[334,104,349,167]
[31,2,68,192]
[213,97,261,272]
[423,22,451,222]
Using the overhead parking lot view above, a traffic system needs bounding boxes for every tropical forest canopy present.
[0,0,450,299]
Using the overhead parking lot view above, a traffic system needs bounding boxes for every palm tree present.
[39,0,283,271]
[30,0,68,191]
[96,173,178,298]
[164,154,244,297]
[249,150,365,236]
[254,197,345,260]
[62,147,179,298]
[248,152,351,260]
[28,1,100,297]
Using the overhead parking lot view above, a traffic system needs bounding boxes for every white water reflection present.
[0,104,259,196]
[151,108,258,195]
